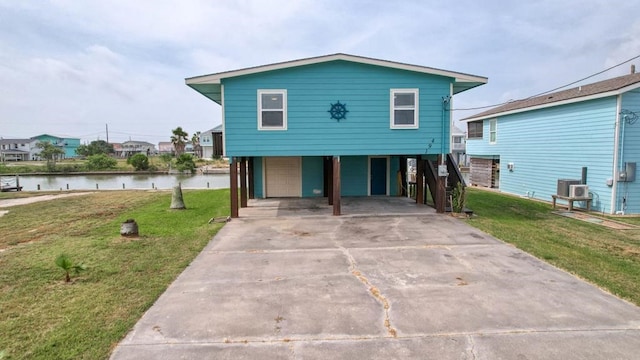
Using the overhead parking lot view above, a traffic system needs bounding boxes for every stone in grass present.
[170,183,186,210]
[120,219,139,237]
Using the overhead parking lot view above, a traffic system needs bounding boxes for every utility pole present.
[106,124,109,144]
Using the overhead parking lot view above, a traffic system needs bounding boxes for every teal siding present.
[302,156,324,197]
[619,90,640,214]
[341,156,368,196]
[466,97,617,213]
[390,156,400,196]
[223,60,451,157]
[253,156,264,198]
[62,138,80,158]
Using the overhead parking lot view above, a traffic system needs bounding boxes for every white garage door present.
[265,157,302,197]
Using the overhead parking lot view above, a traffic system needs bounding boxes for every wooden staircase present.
[422,154,471,214]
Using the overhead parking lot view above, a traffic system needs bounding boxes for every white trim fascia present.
[186,53,487,86]
[449,83,454,153]
[221,84,226,157]
[462,88,640,122]
[611,95,622,214]
[390,89,419,129]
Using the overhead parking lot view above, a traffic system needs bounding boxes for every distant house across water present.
[0,138,31,161]
[30,134,80,159]
[200,124,223,159]
[157,142,173,155]
[116,140,156,157]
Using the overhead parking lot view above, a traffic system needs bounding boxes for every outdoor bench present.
[551,194,592,212]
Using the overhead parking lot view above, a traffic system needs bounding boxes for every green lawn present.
[465,187,640,305]
[2,187,640,358]
[0,156,228,174]
[0,189,229,359]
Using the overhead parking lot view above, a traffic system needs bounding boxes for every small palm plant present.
[55,253,86,283]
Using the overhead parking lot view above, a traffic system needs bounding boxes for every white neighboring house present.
[199,124,223,159]
[0,138,30,161]
[120,140,156,157]
[451,125,468,167]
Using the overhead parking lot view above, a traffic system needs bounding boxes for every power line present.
[453,53,640,112]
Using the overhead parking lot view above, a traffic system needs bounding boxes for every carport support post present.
[327,156,334,205]
[436,154,446,213]
[230,157,239,218]
[332,156,341,215]
[399,156,407,197]
[416,155,424,204]
[248,157,255,199]
[240,157,247,208]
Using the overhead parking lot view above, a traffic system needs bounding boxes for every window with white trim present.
[390,89,419,129]
[258,90,287,130]
[489,118,497,144]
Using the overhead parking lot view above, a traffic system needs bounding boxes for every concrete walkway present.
[0,192,93,217]
[111,198,640,359]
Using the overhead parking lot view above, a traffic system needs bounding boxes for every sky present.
[1,0,639,145]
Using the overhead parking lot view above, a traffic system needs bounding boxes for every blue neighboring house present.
[186,53,487,216]
[464,71,640,215]
[31,134,81,159]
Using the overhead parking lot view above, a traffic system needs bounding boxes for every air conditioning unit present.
[557,179,581,197]
[569,184,589,198]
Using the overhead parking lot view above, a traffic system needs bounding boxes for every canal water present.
[5,174,230,191]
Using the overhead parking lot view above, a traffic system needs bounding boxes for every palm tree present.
[170,127,189,156]
[191,131,202,158]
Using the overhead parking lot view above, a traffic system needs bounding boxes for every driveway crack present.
[466,334,478,360]
[340,247,397,337]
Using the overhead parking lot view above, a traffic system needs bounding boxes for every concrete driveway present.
[111,198,640,359]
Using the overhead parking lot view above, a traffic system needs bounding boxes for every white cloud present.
[1,0,640,142]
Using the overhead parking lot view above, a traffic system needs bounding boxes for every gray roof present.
[464,72,640,121]
[0,149,29,154]
[122,140,155,147]
[0,138,31,144]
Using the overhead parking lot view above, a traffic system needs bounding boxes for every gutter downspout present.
[441,83,453,164]
[220,83,226,158]
[611,95,622,214]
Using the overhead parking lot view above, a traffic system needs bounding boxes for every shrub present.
[127,154,150,171]
[175,153,196,173]
[85,154,117,171]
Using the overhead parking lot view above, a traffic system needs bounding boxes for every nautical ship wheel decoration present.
[328,101,348,121]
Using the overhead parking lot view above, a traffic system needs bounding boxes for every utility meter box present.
[438,165,448,177]
[618,162,636,182]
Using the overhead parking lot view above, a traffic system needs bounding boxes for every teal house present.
[187,54,487,216]
[30,134,81,159]
[464,72,640,215]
